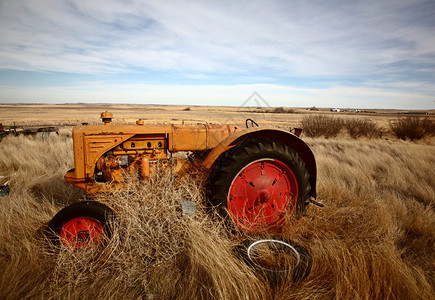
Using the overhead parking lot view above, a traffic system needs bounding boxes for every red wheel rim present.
[228,158,298,231]
[59,217,105,248]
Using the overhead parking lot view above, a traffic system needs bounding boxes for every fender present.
[201,127,317,198]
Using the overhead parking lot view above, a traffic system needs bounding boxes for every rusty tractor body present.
[48,112,317,248]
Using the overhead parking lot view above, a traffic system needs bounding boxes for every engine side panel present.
[65,123,240,192]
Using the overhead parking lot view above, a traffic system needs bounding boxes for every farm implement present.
[47,112,318,256]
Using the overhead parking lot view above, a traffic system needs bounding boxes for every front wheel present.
[208,139,310,232]
[46,201,115,249]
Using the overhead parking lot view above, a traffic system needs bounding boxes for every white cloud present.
[0,0,434,108]
[1,0,433,75]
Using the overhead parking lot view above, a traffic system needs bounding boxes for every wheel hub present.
[59,217,105,249]
[228,158,298,231]
[254,190,271,207]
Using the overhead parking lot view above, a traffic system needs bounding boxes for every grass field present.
[2,103,433,130]
[0,104,434,299]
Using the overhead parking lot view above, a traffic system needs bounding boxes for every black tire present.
[236,237,312,284]
[46,201,115,249]
[208,139,310,232]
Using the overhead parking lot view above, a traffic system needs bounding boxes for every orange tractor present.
[47,112,317,249]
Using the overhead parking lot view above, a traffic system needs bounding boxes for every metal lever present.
[308,196,324,207]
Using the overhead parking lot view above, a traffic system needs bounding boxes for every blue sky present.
[0,0,434,109]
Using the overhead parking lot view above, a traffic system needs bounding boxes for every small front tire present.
[46,201,115,249]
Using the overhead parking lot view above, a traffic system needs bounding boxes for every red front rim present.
[228,158,298,231]
[59,217,105,249]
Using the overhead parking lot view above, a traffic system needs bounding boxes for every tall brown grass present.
[301,115,382,139]
[345,118,379,139]
[300,115,345,138]
[0,134,434,299]
[390,116,435,141]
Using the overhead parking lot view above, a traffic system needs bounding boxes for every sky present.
[0,0,434,109]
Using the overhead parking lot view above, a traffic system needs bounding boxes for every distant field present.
[1,103,433,138]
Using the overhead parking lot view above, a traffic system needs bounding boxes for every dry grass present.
[0,135,266,299]
[301,115,383,139]
[300,115,345,138]
[280,138,434,299]
[0,132,434,299]
[390,116,435,141]
[344,118,380,139]
[3,103,433,134]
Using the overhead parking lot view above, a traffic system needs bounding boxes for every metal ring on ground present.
[236,237,312,284]
[247,239,301,272]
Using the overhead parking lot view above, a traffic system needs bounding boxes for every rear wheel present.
[46,201,115,249]
[208,139,310,232]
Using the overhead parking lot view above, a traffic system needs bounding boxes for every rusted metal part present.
[101,111,113,125]
[0,124,58,140]
[181,201,197,216]
[0,175,10,196]
[291,127,303,137]
[308,196,324,207]
[140,157,150,179]
[36,127,59,138]
[0,183,9,196]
